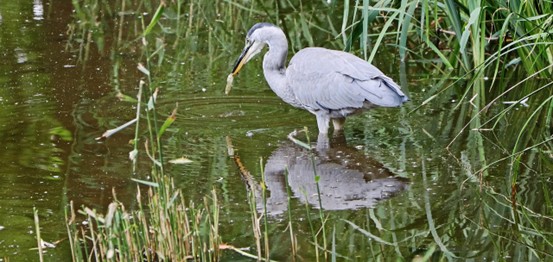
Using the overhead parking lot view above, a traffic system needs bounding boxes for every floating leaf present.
[169,157,193,164]
[40,239,56,249]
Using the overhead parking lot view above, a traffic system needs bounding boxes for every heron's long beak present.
[231,41,262,76]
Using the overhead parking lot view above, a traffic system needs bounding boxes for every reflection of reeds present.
[343,0,553,252]
[60,0,552,260]
[228,132,337,261]
[345,1,552,197]
[64,4,223,260]
[284,170,298,261]
[34,207,44,262]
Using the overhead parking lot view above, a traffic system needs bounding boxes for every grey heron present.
[229,22,408,136]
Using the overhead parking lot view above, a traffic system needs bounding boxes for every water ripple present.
[162,95,308,130]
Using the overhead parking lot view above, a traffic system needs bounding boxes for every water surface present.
[0,0,551,261]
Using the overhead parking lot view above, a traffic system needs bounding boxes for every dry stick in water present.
[225,136,275,261]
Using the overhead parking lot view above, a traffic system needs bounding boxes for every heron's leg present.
[316,132,330,153]
[332,118,346,132]
[315,114,330,134]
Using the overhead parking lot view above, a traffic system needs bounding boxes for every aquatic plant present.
[341,2,552,259]
[343,0,552,169]
[57,0,552,261]
[64,3,223,261]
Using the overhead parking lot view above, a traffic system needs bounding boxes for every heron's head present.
[231,23,284,76]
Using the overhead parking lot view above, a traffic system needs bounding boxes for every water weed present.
[56,0,553,261]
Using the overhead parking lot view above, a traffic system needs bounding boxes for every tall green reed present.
[61,0,552,260]
[64,2,224,261]
[342,0,552,177]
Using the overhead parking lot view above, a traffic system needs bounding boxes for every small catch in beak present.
[225,73,234,95]
[226,41,257,95]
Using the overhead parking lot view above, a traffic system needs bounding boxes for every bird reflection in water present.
[228,133,409,216]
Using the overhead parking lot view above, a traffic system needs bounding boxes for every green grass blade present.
[143,2,166,36]
[157,107,177,139]
[131,178,159,187]
[368,11,399,63]
[459,7,481,56]
[398,1,417,61]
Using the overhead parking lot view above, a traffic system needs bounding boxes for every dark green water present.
[0,0,551,261]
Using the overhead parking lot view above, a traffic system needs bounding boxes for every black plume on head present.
[247,22,277,38]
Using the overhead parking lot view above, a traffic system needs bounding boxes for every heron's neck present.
[263,39,300,108]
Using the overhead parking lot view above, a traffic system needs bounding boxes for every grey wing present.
[287,48,408,113]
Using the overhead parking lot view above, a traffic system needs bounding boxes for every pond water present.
[0,0,551,261]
